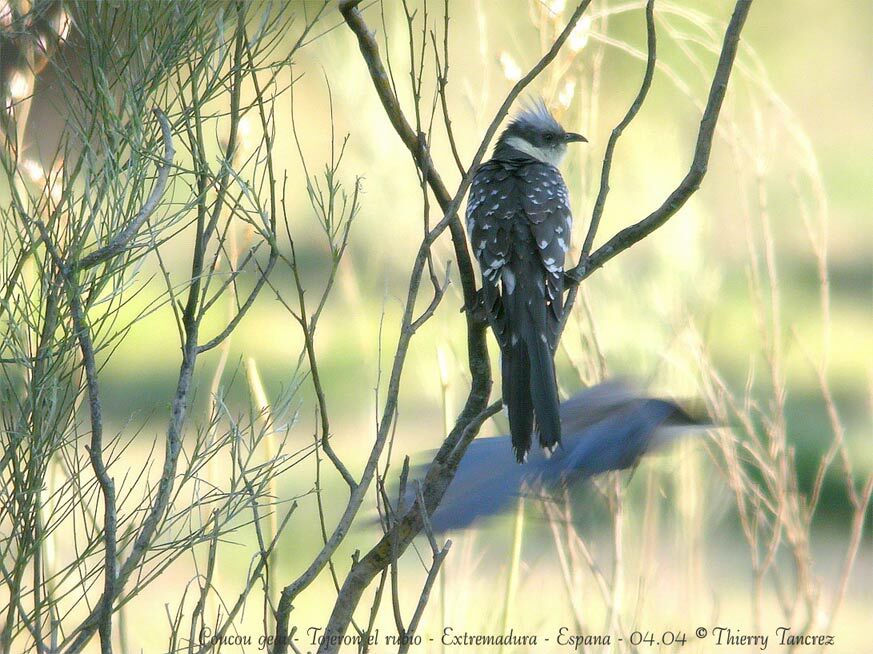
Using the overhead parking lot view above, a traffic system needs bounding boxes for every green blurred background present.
[77,0,870,509]
[8,0,871,651]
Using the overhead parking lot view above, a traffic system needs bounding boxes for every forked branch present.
[569,0,754,286]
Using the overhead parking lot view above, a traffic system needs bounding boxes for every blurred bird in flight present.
[416,380,710,532]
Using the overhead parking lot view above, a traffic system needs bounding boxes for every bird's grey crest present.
[503,99,564,139]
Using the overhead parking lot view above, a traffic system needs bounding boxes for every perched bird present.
[421,381,710,532]
[466,100,587,462]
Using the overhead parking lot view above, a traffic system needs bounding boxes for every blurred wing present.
[404,385,709,532]
[550,399,679,479]
[559,379,644,434]
[415,437,536,532]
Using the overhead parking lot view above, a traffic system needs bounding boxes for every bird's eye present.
[544,133,555,143]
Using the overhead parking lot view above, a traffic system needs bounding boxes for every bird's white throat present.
[504,136,567,166]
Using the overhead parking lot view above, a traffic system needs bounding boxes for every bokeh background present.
[2,0,871,652]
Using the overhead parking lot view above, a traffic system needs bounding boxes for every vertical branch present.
[31,223,118,654]
[65,282,116,654]
[431,0,466,178]
[397,484,451,654]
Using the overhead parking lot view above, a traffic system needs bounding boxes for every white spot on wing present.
[502,268,516,295]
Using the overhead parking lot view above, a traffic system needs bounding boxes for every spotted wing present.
[466,161,517,347]
[518,162,572,347]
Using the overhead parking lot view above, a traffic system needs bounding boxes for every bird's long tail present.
[503,336,533,461]
[502,294,561,462]
[526,318,561,452]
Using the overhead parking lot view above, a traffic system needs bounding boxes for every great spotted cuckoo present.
[466,101,586,462]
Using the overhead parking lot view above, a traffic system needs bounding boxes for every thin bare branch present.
[568,0,754,285]
[76,108,175,270]
[579,0,657,261]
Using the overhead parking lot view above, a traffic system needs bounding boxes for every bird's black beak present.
[564,132,588,143]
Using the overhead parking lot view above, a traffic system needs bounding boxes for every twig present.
[431,0,465,178]
[399,549,450,654]
[579,0,657,261]
[76,108,174,270]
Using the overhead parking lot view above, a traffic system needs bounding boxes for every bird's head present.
[495,99,587,166]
